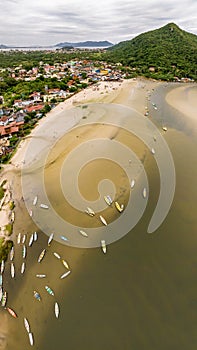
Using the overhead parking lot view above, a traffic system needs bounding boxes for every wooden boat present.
[28,332,34,346]
[62,259,69,270]
[60,235,68,242]
[79,229,88,237]
[28,233,34,247]
[40,203,49,209]
[48,233,54,246]
[131,180,135,188]
[101,240,107,254]
[104,195,112,206]
[34,231,38,241]
[17,232,21,244]
[99,215,108,226]
[36,274,46,278]
[85,207,95,216]
[6,307,17,318]
[33,196,38,206]
[115,201,124,213]
[53,252,61,259]
[10,246,14,261]
[45,285,54,296]
[33,290,41,301]
[0,260,4,274]
[24,317,30,333]
[1,291,7,307]
[22,245,26,259]
[142,187,147,198]
[55,302,59,318]
[22,234,26,244]
[11,263,15,278]
[60,270,71,279]
[38,249,46,263]
[21,262,25,274]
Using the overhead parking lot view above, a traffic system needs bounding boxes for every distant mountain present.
[106,23,197,80]
[0,44,8,49]
[55,40,113,48]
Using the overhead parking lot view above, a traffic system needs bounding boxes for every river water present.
[1,82,197,350]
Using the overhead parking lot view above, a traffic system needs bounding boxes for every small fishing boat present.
[24,317,30,333]
[53,252,61,259]
[115,201,124,213]
[29,209,33,217]
[0,286,2,301]
[21,262,25,274]
[99,215,108,226]
[10,246,14,261]
[62,259,69,270]
[17,232,21,244]
[55,302,59,318]
[60,235,68,242]
[79,230,88,237]
[162,126,167,132]
[36,274,46,278]
[85,207,95,216]
[38,249,46,263]
[22,245,26,259]
[1,291,7,307]
[48,233,54,246]
[142,187,147,198]
[6,307,17,318]
[101,240,107,254]
[151,148,155,155]
[11,263,15,278]
[40,203,49,209]
[131,180,135,188]
[0,260,4,274]
[33,290,41,301]
[0,274,2,286]
[34,231,38,241]
[11,212,15,222]
[28,332,34,346]
[104,195,112,206]
[45,285,54,296]
[60,270,71,279]
[22,234,26,244]
[28,233,34,247]
[33,196,38,206]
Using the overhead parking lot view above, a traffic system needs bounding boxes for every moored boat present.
[21,262,25,274]
[99,215,108,226]
[34,231,38,241]
[60,270,71,279]
[33,196,38,206]
[101,240,107,254]
[29,209,33,217]
[0,286,3,301]
[48,233,54,246]
[62,259,69,270]
[28,233,34,247]
[151,148,155,155]
[28,332,34,346]
[53,252,61,259]
[40,203,49,209]
[33,290,41,301]
[142,187,147,198]
[55,302,59,318]
[45,285,54,296]
[17,232,21,244]
[10,246,14,261]
[22,234,26,244]
[104,195,112,206]
[85,207,95,216]
[60,235,68,242]
[36,274,46,278]
[38,249,46,263]
[22,245,26,259]
[11,263,15,278]
[24,317,30,333]
[1,291,7,307]
[162,126,167,132]
[131,180,135,188]
[79,229,88,237]
[0,274,2,286]
[115,201,124,213]
[6,307,17,318]
[0,260,4,274]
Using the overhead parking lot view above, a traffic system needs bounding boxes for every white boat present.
[162,126,167,132]
[0,287,2,301]
[21,262,25,274]
[11,211,15,222]
[131,180,135,188]
[10,246,14,261]
[1,291,7,307]
[24,317,30,333]
[60,270,71,279]
[34,231,38,241]
[28,332,34,346]
[142,187,147,198]
[85,207,95,216]
[28,233,34,247]
[0,260,4,274]
[38,249,46,263]
[62,259,69,270]
[79,230,88,237]
[11,263,15,278]
[0,274,2,286]
[17,232,21,244]
[53,252,61,259]
[22,245,26,259]
[48,233,54,246]
[60,235,68,242]
[22,234,26,244]
[40,203,49,209]
[101,240,107,254]
[104,195,112,206]
[33,196,38,206]
[151,148,155,155]
[115,201,124,213]
[29,209,33,217]
[99,215,108,226]
[36,274,46,278]
[55,302,60,318]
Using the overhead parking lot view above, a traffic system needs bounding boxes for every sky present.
[0,0,197,46]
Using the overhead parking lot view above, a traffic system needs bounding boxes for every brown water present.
[1,83,197,350]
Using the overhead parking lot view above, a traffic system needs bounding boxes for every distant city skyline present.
[0,0,197,46]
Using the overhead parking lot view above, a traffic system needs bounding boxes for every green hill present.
[106,23,197,81]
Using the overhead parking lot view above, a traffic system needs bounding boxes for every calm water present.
[2,83,197,350]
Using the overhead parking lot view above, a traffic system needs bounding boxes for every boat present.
[24,317,30,333]
[101,240,107,254]
[79,229,88,237]
[53,252,61,259]
[45,285,54,296]
[40,203,49,209]
[60,235,68,242]
[151,148,155,155]
[33,196,38,206]
[11,263,15,278]
[48,233,54,246]
[60,270,71,279]
[22,234,26,244]
[6,307,17,318]
[28,332,34,346]
[22,245,26,259]
[131,180,135,188]
[85,207,95,216]
[11,212,15,222]
[0,286,2,301]
[10,246,14,261]
[38,249,46,263]
[34,231,38,241]
[0,260,4,274]
[17,232,21,244]
[62,259,69,269]
[99,215,108,226]
[55,302,59,318]
[142,187,147,198]
[1,291,7,307]
[115,201,124,213]
[33,290,41,301]
[21,262,25,274]
[29,209,33,217]
[36,274,46,278]
[104,195,112,206]
[28,233,34,247]
[0,274,2,286]
[162,126,167,132]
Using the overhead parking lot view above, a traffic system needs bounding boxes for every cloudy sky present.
[0,0,197,46]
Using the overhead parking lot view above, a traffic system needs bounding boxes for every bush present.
[0,186,4,200]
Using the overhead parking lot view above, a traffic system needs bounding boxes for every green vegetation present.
[0,238,13,262]
[0,186,4,200]
[5,223,13,236]
[9,201,15,210]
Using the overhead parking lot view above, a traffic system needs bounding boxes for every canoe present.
[101,240,107,254]
[115,201,124,213]
[62,259,69,270]
[22,245,26,259]
[60,270,71,279]
[36,274,46,278]
[85,207,95,216]
[24,317,30,333]
[11,263,15,278]
[6,307,17,318]
[131,180,135,188]
[142,187,147,198]
[45,285,54,296]
[10,246,14,261]
[55,302,59,318]
[33,196,38,206]
[99,215,108,226]
[1,291,7,307]
[33,290,41,301]
[34,231,38,241]
[48,233,54,246]
[28,332,34,346]
[28,233,34,247]
[40,203,49,209]
[17,232,21,244]
[60,236,68,242]
[79,230,88,237]
[22,234,26,244]
[53,252,61,259]
[21,262,25,274]
[38,249,46,263]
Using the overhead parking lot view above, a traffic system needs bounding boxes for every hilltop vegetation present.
[105,23,197,81]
